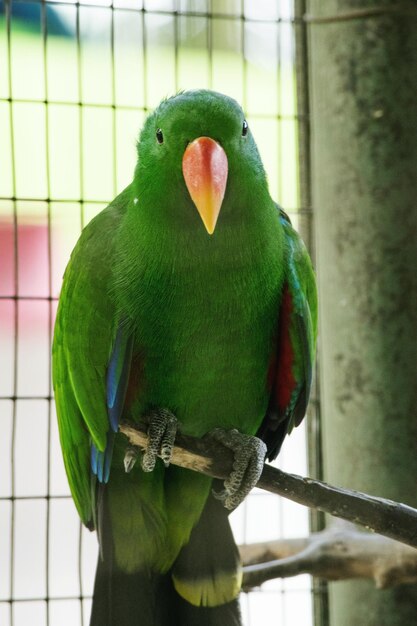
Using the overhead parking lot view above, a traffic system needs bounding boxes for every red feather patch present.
[273,285,297,414]
[124,352,144,410]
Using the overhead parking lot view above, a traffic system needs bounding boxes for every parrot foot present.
[210,428,267,511]
[124,444,140,473]
[141,408,178,472]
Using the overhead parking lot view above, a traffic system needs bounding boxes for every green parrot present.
[52,89,317,626]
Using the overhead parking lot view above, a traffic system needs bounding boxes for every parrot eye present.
[242,120,248,137]
[156,128,164,144]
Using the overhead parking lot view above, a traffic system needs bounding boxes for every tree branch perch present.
[239,524,417,590]
[120,421,417,549]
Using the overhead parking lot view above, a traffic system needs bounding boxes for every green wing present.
[257,207,318,460]
[52,186,131,525]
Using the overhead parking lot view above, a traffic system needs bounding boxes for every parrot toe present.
[210,428,267,510]
[141,408,178,472]
[124,444,140,473]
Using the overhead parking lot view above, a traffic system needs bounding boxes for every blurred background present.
[0,1,316,625]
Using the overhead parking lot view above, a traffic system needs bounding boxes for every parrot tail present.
[90,483,242,625]
[90,560,178,626]
[171,487,243,624]
[176,595,242,626]
[90,559,242,626]
[91,482,177,626]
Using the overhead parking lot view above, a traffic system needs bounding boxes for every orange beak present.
[182,137,228,235]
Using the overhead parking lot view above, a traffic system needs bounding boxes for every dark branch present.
[120,421,417,549]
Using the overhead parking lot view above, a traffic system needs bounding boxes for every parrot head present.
[133,90,268,236]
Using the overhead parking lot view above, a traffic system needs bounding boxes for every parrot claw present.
[124,444,140,473]
[210,428,267,510]
[141,408,178,472]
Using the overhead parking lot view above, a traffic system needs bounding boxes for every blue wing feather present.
[91,324,134,483]
[91,444,99,476]
[107,325,134,432]
[103,431,116,483]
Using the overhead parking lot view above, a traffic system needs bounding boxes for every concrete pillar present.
[307,1,417,624]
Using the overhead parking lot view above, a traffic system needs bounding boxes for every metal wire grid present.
[0,1,317,624]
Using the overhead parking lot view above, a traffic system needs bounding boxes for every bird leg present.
[124,444,139,473]
[210,428,267,510]
[134,408,178,472]
[123,408,178,473]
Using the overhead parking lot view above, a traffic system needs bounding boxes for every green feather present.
[52,186,130,523]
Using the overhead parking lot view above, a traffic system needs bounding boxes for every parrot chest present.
[125,229,284,436]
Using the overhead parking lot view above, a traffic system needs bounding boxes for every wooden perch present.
[120,421,417,549]
[239,524,417,590]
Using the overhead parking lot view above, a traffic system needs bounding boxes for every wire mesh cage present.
[0,1,317,624]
